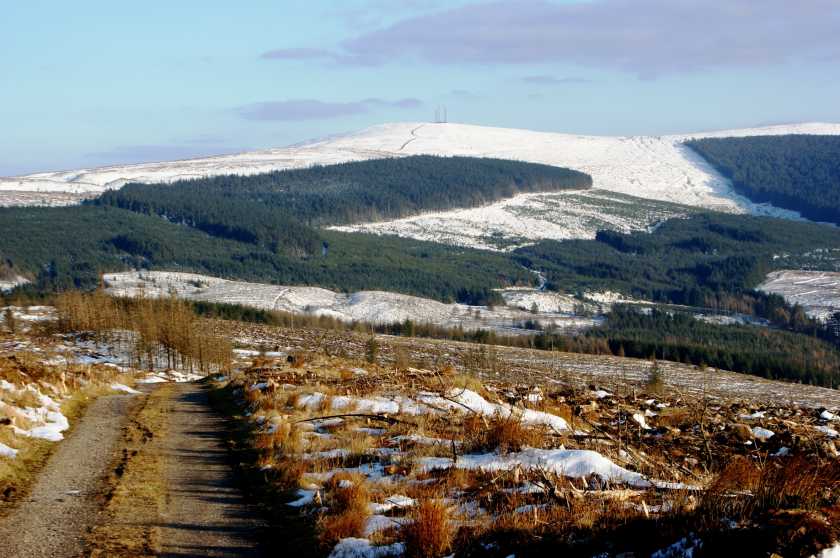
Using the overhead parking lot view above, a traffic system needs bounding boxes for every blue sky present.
[2,0,839,176]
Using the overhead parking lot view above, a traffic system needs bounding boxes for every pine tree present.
[646,358,664,394]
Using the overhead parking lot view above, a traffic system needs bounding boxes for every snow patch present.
[110,383,141,395]
[0,442,18,458]
[327,538,405,558]
[419,448,650,487]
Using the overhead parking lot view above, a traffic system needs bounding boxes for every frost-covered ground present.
[103,271,602,335]
[3,122,838,249]
[759,270,840,320]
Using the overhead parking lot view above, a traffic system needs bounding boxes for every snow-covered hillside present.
[102,271,601,335]
[331,188,694,250]
[4,121,839,248]
[759,270,840,321]
[3,121,839,210]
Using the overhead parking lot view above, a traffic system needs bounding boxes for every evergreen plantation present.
[514,212,840,327]
[686,135,840,224]
[0,205,533,304]
[94,155,592,255]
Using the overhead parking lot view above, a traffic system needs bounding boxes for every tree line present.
[55,290,232,373]
[686,135,840,224]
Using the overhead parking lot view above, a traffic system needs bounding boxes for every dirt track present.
[157,383,265,557]
[0,394,136,558]
[0,383,265,557]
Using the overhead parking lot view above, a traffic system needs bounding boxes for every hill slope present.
[3,121,840,214]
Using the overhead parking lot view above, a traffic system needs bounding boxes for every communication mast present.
[434,105,448,123]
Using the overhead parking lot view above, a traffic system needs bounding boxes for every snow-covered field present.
[103,271,602,335]
[332,189,694,250]
[759,270,840,320]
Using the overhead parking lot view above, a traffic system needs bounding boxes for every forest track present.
[0,393,139,558]
[0,382,266,557]
[156,382,266,557]
[398,124,425,151]
[85,381,266,557]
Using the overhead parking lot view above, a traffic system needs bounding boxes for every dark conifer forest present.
[686,135,840,224]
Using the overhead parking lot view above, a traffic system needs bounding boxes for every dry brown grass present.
[318,473,371,546]
[701,455,840,524]
[754,455,840,512]
[85,384,170,557]
[656,407,693,429]
[462,412,547,454]
[403,498,454,558]
[289,351,311,369]
[0,436,52,506]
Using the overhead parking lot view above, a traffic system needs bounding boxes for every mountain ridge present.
[3,121,840,211]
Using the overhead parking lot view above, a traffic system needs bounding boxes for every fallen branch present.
[293,413,415,426]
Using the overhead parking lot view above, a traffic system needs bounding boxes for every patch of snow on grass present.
[288,489,317,507]
[364,515,408,536]
[0,442,18,458]
[815,425,839,438]
[751,427,775,441]
[419,448,650,487]
[294,389,568,432]
[110,383,141,395]
[327,538,405,558]
[369,495,415,514]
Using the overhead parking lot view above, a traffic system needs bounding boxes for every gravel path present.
[158,382,265,557]
[0,394,137,558]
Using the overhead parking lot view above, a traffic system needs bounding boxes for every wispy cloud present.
[313,0,840,78]
[237,98,422,121]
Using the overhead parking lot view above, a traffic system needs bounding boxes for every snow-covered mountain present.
[3,121,839,210]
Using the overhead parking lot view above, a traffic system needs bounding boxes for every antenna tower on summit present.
[434,105,448,124]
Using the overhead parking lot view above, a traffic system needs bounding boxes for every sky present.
[2,0,839,176]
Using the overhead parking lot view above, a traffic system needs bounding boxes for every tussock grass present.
[403,498,454,558]
[318,473,372,546]
[462,412,548,454]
